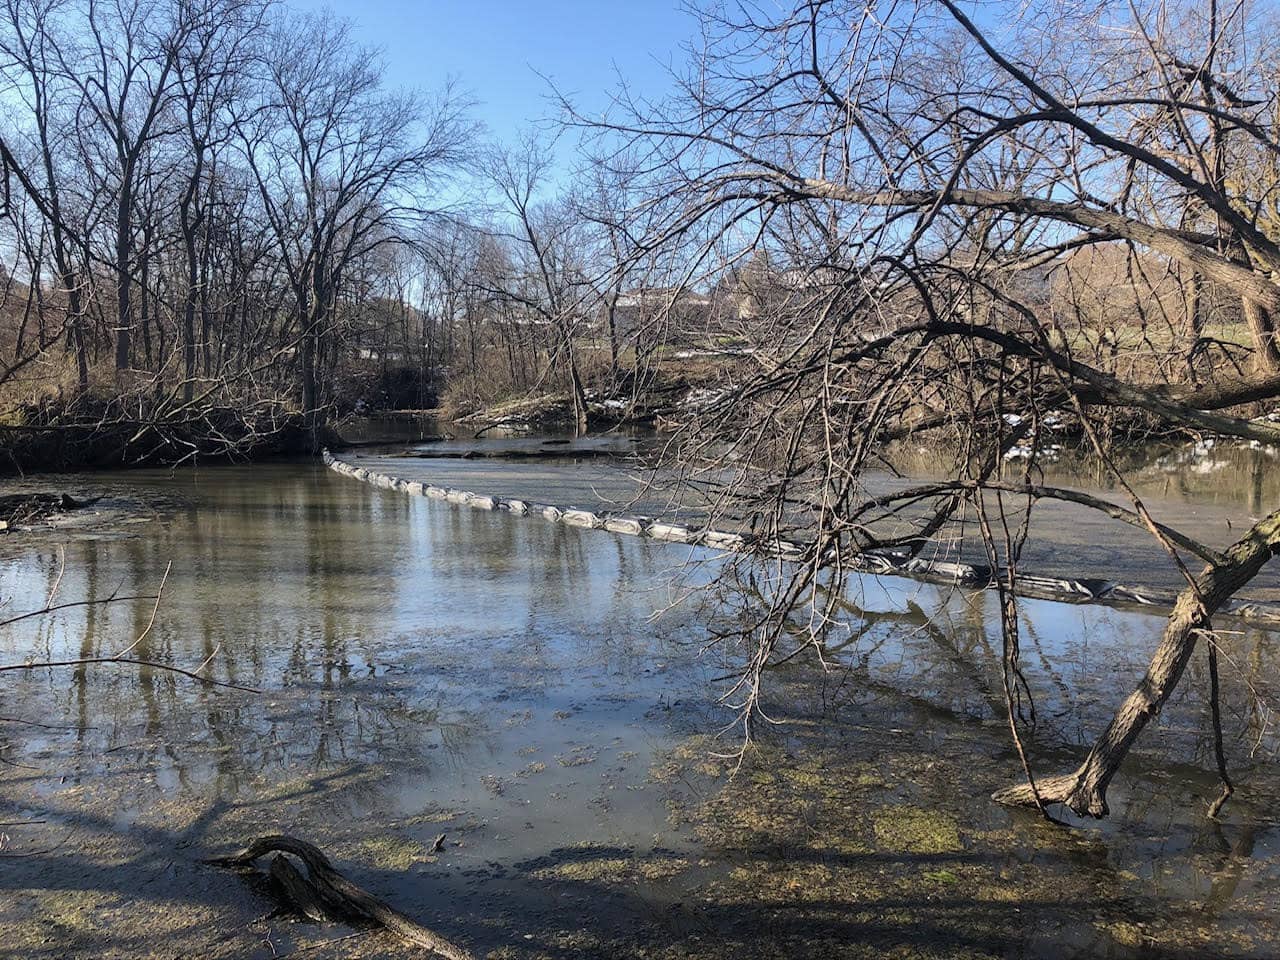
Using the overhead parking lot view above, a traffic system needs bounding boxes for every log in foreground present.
[206,834,475,959]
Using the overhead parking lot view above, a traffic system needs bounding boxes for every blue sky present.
[286,0,696,145]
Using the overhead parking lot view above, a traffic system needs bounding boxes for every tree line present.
[0,0,681,463]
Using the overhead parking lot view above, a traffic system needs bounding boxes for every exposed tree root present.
[206,834,475,959]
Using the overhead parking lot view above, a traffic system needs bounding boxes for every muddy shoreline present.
[2,626,1276,959]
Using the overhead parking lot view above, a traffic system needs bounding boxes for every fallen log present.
[268,853,330,923]
[206,834,475,960]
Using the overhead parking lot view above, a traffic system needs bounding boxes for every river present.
[0,427,1277,958]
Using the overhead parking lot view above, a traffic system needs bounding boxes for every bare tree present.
[172,0,267,400]
[64,0,202,374]
[572,0,1280,819]
[238,9,469,444]
[0,0,96,392]
[482,136,599,432]
[0,1,473,467]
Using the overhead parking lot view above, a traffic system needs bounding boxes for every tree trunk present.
[1183,271,1202,343]
[606,294,620,393]
[114,191,132,371]
[1242,296,1280,373]
[200,240,214,375]
[994,506,1280,817]
[139,250,152,369]
[69,286,89,395]
[299,289,317,438]
[566,341,588,435]
[180,211,199,402]
[183,280,198,402]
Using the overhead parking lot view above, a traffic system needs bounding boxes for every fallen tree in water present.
[1,399,319,475]
[994,507,1280,817]
[565,0,1280,822]
[0,491,101,529]
[206,834,475,959]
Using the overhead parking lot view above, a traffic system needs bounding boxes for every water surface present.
[0,450,1277,958]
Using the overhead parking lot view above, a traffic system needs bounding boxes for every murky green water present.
[0,440,1278,958]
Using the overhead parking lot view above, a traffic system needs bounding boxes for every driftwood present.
[59,493,103,510]
[330,436,449,450]
[206,834,474,960]
[268,854,329,923]
[0,492,99,527]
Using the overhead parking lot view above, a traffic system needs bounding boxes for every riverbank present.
[0,400,319,476]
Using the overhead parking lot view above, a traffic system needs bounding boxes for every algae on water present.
[871,805,963,855]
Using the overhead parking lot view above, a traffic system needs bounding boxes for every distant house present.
[611,286,718,342]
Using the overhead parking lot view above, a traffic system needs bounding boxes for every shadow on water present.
[0,455,1277,957]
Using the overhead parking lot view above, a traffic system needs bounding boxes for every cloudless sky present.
[286,1,697,148]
